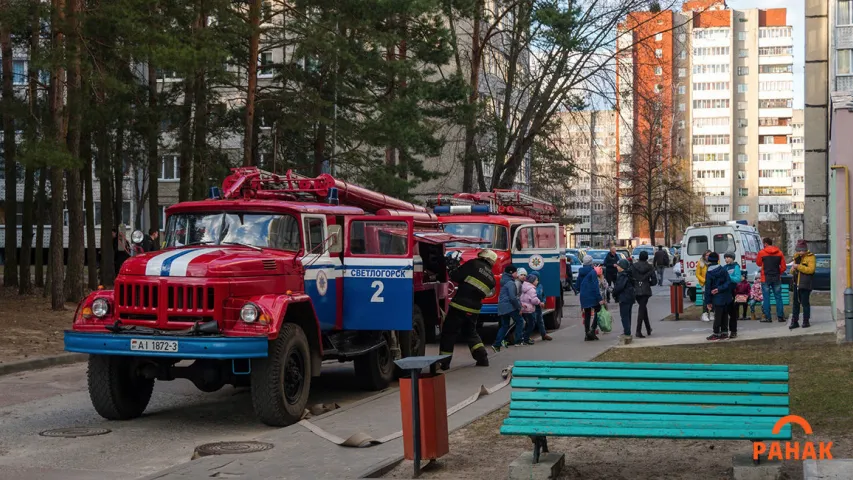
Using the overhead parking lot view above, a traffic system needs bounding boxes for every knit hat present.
[796,239,808,252]
[582,255,593,265]
[527,271,540,281]
[707,252,720,264]
[617,259,630,270]
[504,265,517,274]
[517,267,528,277]
[724,251,735,260]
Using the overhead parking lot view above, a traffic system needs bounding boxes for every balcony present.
[692,144,732,154]
[758,143,792,154]
[692,124,732,135]
[758,55,793,66]
[758,125,793,136]
[758,177,793,187]
[758,108,793,118]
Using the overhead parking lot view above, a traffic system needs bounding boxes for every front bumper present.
[64,331,269,359]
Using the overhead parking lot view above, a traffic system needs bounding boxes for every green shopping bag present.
[597,306,613,333]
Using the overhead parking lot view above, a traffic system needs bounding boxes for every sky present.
[728,0,805,108]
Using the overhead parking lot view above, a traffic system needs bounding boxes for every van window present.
[714,233,736,254]
[816,257,831,269]
[740,233,755,253]
[687,235,708,255]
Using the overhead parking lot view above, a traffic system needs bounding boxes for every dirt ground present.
[0,287,77,364]
[384,337,853,479]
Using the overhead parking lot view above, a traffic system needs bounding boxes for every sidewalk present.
[143,319,613,480]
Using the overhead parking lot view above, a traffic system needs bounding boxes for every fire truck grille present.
[167,285,216,313]
[117,282,159,310]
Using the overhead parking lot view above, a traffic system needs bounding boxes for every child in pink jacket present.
[519,277,542,345]
[749,279,764,319]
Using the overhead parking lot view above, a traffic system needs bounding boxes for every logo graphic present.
[528,254,544,271]
[753,415,833,461]
[316,270,328,296]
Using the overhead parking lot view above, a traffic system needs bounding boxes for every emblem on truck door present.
[316,270,328,296]
[528,254,544,271]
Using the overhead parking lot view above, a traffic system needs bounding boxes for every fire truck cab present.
[429,191,565,330]
[65,168,477,427]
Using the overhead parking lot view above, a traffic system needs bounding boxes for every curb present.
[0,353,88,377]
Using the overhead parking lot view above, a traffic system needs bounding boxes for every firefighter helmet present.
[477,249,498,265]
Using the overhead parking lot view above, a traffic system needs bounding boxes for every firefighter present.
[439,248,498,370]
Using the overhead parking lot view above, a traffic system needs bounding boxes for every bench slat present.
[503,418,779,429]
[512,367,789,382]
[500,424,792,441]
[511,391,789,406]
[511,378,789,394]
[514,361,788,372]
[509,410,785,424]
[510,400,790,417]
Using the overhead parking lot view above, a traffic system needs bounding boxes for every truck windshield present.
[164,212,301,250]
[442,223,508,250]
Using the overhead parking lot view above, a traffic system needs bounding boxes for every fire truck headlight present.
[240,303,259,323]
[92,299,109,318]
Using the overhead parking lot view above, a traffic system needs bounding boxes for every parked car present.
[566,248,587,262]
[787,254,831,291]
[616,248,632,262]
[631,244,656,262]
[587,249,609,266]
[669,245,680,266]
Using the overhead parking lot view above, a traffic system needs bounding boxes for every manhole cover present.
[39,427,111,438]
[194,441,274,458]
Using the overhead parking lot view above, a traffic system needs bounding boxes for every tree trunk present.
[64,0,84,302]
[34,167,46,288]
[48,168,65,309]
[244,0,260,167]
[96,127,115,286]
[461,0,483,193]
[147,62,160,234]
[48,0,67,310]
[177,79,194,202]
[113,125,125,226]
[83,130,97,290]
[19,168,34,294]
[19,0,41,295]
[1,10,19,287]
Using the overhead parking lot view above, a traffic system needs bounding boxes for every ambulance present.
[681,220,762,301]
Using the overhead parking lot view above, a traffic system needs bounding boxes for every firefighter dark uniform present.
[439,253,496,369]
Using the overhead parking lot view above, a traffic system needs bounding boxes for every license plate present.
[130,338,179,353]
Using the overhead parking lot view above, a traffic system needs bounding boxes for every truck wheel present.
[354,332,394,391]
[688,287,696,302]
[545,299,563,330]
[399,306,426,358]
[251,324,312,427]
[87,355,154,420]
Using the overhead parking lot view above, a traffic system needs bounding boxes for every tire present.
[251,324,312,427]
[354,332,394,391]
[545,298,563,330]
[399,305,426,358]
[87,355,154,420]
[688,287,697,302]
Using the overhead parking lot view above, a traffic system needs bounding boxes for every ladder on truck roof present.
[219,167,432,217]
[427,190,557,222]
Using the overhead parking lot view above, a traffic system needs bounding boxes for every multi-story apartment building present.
[792,109,805,213]
[618,0,796,228]
[803,0,853,253]
[556,110,618,245]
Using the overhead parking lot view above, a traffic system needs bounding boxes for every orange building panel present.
[759,9,787,26]
[694,10,730,28]
[682,0,727,13]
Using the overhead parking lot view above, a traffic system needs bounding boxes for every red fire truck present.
[65,168,479,426]
[428,191,565,330]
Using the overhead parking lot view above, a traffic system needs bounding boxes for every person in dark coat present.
[140,228,160,252]
[578,255,603,341]
[653,245,670,286]
[631,251,657,338]
[705,252,735,340]
[611,259,636,338]
[603,246,619,302]
[493,265,524,351]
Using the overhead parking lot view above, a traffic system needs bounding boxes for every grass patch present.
[597,337,853,434]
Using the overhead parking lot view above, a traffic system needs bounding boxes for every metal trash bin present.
[670,281,685,320]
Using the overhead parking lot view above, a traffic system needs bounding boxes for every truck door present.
[342,216,414,331]
[300,214,339,331]
[511,223,561,297]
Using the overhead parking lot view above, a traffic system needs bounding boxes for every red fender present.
[228,293,324,356]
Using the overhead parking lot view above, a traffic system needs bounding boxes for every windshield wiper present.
[221,241,263,251]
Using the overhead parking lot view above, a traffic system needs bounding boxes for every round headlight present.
[131,230,144,244]
[92,298,109,318]
[240,303,259,323]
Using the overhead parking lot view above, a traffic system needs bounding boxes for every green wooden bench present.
[500,361,792,464]
[696,284,790,306]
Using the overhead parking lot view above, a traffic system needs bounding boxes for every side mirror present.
[327,225,342,253]
[131,230,144,245]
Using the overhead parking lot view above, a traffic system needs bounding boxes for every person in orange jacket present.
[789,240,816,329]
[756,237,787,323]
[696,250,711,322]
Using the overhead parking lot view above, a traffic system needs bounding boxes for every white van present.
[681,220,762,301]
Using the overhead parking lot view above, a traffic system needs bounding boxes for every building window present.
[693,153,730,162]
[654,66,662,75]
[738,49,748,58]
[737,101,747,110]
[655,48,663,58]
[259,52,274,77]
[737,171,747,180]
[679,120,685,129]
[738,205,749,214]
[737,118,748,127]
[738,31,747,41]
[678,33,686,42]
[680,50,687,60]
[737,83,748,93]
[693,135,731,146]
[693,47,730,56]
[678,85,686,94]
[160,155,179,180]
[737,136,747,145]
[692,99,730,109]
[738,153,748,163]
[759,98,794,108]
[840,0,853,25]
[738,188,749,197]
[679,103,686,112]
[678,68,686,78]
[655,32,663,41]
[839,49,853,75]
[759,46,793,56]
[653,83,661,93]
[711,205,730,214]
[737,66,749,76]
